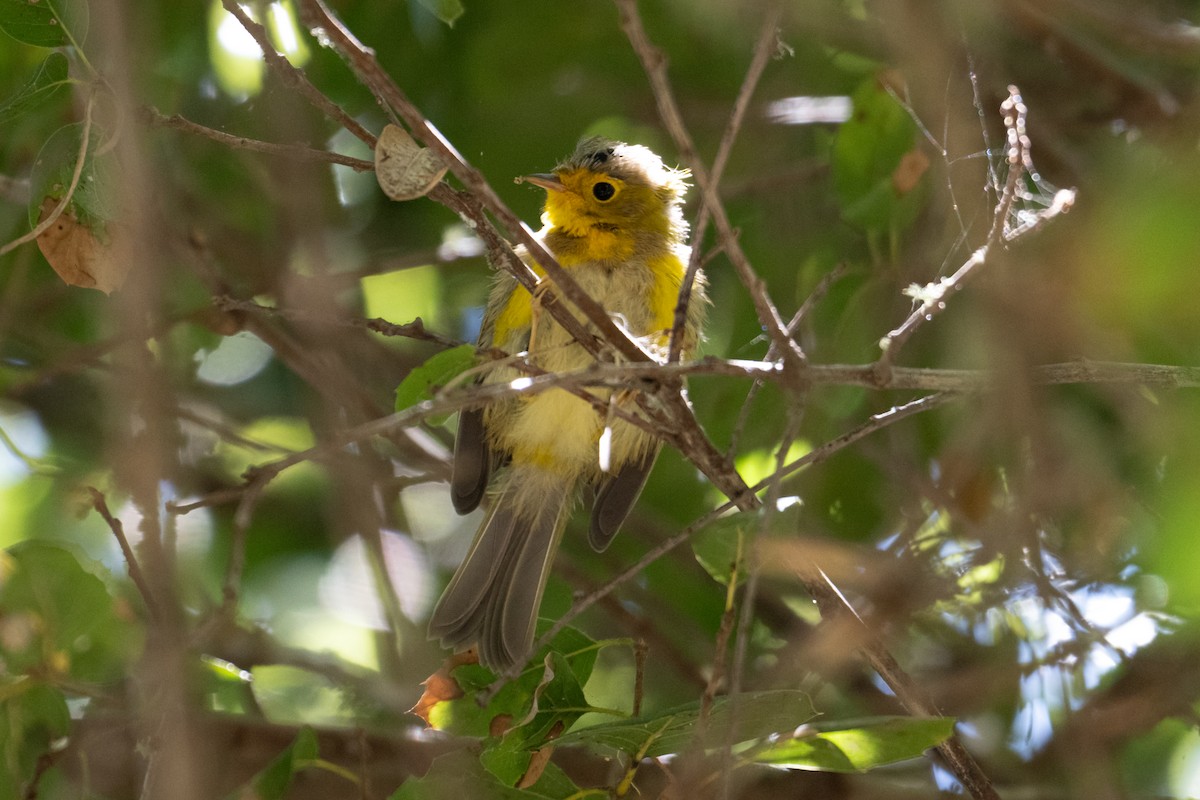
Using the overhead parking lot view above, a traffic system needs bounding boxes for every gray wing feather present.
[589,448,659,552]
[450,404,490,514]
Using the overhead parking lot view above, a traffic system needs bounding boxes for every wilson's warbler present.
[428,138,706,669]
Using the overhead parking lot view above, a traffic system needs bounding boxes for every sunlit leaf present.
[362,266,444,332]
[250,665,355,726]
[555,690,816,758]
[195,330,274,386]
[420,625,597,739]
[753,716,956,772]
[394,343,477,412]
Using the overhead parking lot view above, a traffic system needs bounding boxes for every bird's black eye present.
[592,181,615,201]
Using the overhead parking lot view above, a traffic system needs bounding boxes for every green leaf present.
[390,749,557,800]
[394,343,477,413]
[692,513,750,586]
[0,52,70,127]
[555,690,816,759]
[0,681,70,799]
[832,77,926,232]
[0,0,88,48]
[230,726,320,800]
[412,0,464,27]
[426,625,598,739]
[480,737,580,798]
[28,121,118,229]
[692,501,803,586]
[0,541,143,684]
[753,716,957,772]
[511,651,590,749]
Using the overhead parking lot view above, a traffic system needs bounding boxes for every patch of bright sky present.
[210,1,309,98]
[1006,583,1162,758]
[0,403,48,485]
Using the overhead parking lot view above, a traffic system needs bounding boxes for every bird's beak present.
[520,173,565,192]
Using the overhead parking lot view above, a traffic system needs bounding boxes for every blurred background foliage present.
[2,0,1200,797]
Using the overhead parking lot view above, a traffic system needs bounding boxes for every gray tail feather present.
[428,475,570,670]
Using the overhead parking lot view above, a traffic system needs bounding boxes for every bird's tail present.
[428,465,572,670]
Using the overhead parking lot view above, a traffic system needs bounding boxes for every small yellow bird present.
[428,138,706,670]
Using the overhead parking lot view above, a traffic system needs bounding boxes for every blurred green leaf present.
[832,76,926,232]
[390,748,562,800]
[413,0,464,27]
[0,52,69,127]
[0,540,143,684]
[0,681,70,800]
[364,266,445,333]
[753,716,956,772]
[0,0,88,48]
[229,726,320,800]
[555,690,816,758]
[693,501,803,586]
[27,120,118,230]
[395,343,477,412]
[692,513,749,587]
[251,665,356,726]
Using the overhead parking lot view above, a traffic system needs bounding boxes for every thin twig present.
[218,0,376,147]
[615,0,807,383]
[721,407,802,800]
[0,94,95,259]
[167,356,1200,516]
[528,392,954,667]
[143,107,375,172]
[221,479,265,613]
[295,0,651,368]
[88,487,160,622]
[669,3,783,362]
[874,86,1074,380]
[213,295,463,347]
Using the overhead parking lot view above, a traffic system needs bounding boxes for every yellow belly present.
[483,250,687,485]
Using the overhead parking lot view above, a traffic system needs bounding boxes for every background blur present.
[2,0,1200,797]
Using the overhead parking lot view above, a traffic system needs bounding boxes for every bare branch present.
[670,3,784,362]
[874,85,1076,379]
[88,487,161,622]
[218,0,377,147]
[143,108,375,172]
[615,0,807,384]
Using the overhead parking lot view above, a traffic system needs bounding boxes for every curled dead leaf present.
[410,648,475,726]
[517,720,564,789]
[36,197,131,294]
[375,124,448,201]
